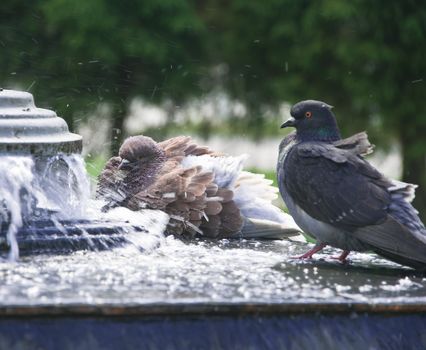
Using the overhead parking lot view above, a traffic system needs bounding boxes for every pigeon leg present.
[292,243,327,259]
[331,250,350,263]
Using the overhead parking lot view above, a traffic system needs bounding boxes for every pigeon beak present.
[118,158,131,170]
[280,117,296,128]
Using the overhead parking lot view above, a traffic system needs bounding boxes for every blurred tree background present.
[0,0,425,218]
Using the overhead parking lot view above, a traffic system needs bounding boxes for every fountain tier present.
[0,89,82,155]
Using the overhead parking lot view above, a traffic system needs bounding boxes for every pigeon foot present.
[330,250,350,263]
[292,243,327,259]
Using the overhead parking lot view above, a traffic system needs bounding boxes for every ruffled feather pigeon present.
[278,100,426,270]
[97,135,302,240]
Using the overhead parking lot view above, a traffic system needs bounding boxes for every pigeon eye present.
[305,111,312,118]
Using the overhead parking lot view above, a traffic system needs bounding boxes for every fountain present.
[0,89,424,349]
[0,89,158,258]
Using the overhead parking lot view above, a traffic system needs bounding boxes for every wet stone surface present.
[0,237,424,306]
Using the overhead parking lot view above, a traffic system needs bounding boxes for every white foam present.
[92,204,169,252]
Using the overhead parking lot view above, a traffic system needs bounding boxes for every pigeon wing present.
[333,131,374,156]
[127,164,216,237]
[284,142,391,230]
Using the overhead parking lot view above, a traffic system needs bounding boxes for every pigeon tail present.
[233,171,302,234]
[387,181,426,244]
[354,216,426,271]
[231,217,304,241]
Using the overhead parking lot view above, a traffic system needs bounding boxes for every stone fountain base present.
[0,238,424,348]
[0,303,425,349]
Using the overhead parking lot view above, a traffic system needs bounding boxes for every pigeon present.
[277,100,426,270]
[97,135,302,240]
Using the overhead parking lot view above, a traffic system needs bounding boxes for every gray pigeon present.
[277,100,426,270]
[97,135,302,240]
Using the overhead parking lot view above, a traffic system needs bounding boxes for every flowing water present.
[0,154,90,260]
[0,237,424,306]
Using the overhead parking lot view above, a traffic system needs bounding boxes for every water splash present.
[0,154,92,260]
[0,156,35,260]
[89,204,169,253]
[39,154,91,220]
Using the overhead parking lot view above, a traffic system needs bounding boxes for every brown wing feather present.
[205,201,223,216]
[206,183,219,196]
[127,162,217,237]
[188,146,213,156]
[216,188,234,203]
[159,136,214,158]
[158,136,192,158]
[129,167,192,209]
[218,201,244,237]
[200,215,221,238]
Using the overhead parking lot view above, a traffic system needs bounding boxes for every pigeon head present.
[281,100,341,142]
[118,136,165,170]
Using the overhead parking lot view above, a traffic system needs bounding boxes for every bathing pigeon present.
[97,135,302,240]
[278,100,426,270]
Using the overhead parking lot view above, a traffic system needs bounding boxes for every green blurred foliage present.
[85,154,108,180]
[0,0,425,216]
[0,0,207,152]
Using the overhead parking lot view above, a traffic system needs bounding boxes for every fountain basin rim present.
[0,133,81,143]
[0,302,425,318]
[0,136,82,155]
